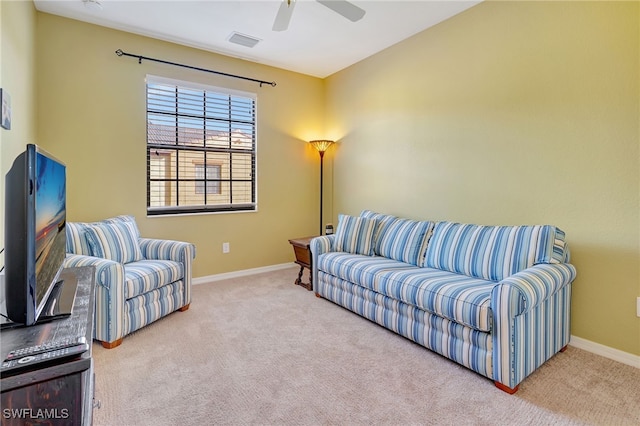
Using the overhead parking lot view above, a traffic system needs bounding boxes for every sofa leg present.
[101,338,123,349]
[315,293,322,298]
[559,345,568,352]
[178,303,190,312]
[495,381,519,394]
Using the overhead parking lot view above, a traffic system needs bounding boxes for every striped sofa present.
[311,210,576,394]
[63,215,196,348]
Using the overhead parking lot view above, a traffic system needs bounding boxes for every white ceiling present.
[33,0,482,78]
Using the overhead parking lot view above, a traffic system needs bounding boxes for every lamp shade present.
[309,140,334,153]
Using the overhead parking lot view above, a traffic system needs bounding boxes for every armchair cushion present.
[85,220,143,264]
[124,260,184,299]
[66,215,141,257]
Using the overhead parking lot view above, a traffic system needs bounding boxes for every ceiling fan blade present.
[272,0,296,31]
[316,0,365,22]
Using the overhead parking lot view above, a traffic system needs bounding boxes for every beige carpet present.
[92,267,640,426]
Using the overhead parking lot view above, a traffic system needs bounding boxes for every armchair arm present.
[139,238,196,263]
[492,263,577,317]
[63,253,126,344]
[64,253,124,289]
[139,238,196,307]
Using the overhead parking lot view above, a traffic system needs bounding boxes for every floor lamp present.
[309,140,334,235]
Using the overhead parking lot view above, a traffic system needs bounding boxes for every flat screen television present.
[4,144,69,326]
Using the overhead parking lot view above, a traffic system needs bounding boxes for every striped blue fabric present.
[315,262,575,389]
[318,252,495,331]
[66,221,92,255]
[124,280,185,336]
[359,210,434,266]
[359,209,398,241]
[64,253,126,343]
[66,215,140,256]
[316,272,493,377]
[139,238,195,306]
[64,218,196,346]
[424,222,566,281]
[317,252,415,284]
[85,220,143,264]
[312,213,577,391]
[492,273,573,388]
[334,214,376,256]
[374,218,434,266]
[124,260,184,299]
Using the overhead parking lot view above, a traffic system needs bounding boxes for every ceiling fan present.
[273,0,366,31]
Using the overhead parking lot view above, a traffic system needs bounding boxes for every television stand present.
[0,266,96,425]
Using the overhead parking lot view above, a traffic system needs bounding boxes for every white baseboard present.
[195,265,639,369]
[193,262,297,285]
[570,335,640,369]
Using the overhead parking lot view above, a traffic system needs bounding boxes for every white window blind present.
[146,75,257,215]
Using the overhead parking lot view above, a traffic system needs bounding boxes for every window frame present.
[145,75,258,216]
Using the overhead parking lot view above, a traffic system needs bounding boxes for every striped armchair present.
[63,215,195,348]
[311,210,576,394]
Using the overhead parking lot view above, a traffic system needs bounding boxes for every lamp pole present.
[309,140,334,236]
[319,149,325,236]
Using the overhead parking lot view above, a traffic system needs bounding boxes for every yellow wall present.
[34,13,325,278]
[326,1,640,355]
[0,0,38,267]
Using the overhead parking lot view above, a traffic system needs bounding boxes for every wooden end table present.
[288,236,317,291]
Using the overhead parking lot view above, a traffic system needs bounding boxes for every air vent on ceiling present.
[228,32,261,48]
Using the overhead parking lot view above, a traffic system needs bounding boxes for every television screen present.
[3,144,67,326]
[34,149,67,316]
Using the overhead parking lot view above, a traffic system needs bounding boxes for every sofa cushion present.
[85,220,143,264]
[318,252,417,284]
[318,252,495,331]
[334,214,376,256]
[359,210,434,266]
[424,221,565,281]
[375,218,434,267]
[124,260,184,299]
[360,210,397,240]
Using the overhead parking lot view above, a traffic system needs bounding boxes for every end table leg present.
[295,265,304,286]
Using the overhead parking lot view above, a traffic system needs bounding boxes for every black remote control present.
[4,337,87,361]
[1,343,89,375]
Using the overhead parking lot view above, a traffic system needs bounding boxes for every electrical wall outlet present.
[222,242,230,254]
[637,297,640,318]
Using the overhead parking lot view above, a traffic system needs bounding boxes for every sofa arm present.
[63,253,126,344]
[492,263,577,317]
[310,235,335,289]
[491,262,576,391]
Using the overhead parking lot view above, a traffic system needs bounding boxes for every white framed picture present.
[1,88,11,130]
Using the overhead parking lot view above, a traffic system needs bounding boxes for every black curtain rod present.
[115,49,277,87]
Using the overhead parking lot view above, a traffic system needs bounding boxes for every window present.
[194,164,221,195]
[146,75,257,215]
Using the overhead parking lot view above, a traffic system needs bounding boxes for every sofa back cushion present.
[360,210,434,266]
[424,221,567,281]
[334,214,377,256]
